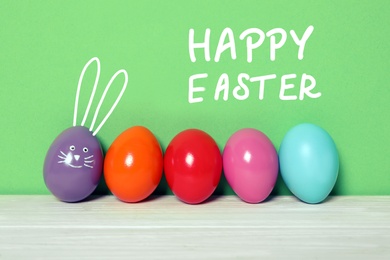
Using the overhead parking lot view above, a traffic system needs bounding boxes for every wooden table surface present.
[0,196,389,259]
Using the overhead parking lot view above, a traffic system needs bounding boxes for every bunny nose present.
[74,155,80,161]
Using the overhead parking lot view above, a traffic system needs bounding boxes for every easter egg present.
[104,126,163,203]
[44,126,103,202]
[223,128,278,203]
[164,129,222,204]
[279,123,339,204]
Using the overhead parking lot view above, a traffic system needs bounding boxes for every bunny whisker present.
[60,151,67,157]
[85,155,94,159]
[84,164,93,168]
[58,155,66,159]
[84,160,94,163]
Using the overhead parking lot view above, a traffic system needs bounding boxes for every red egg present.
[164,129,222,204]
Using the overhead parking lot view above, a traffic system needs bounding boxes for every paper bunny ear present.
[73,57,128,136]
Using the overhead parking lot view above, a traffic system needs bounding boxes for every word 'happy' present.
[188,26,321,103]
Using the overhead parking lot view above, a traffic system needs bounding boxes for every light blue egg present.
[279,123,339,204]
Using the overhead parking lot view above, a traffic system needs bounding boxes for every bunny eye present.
[83,147,88,153]
[70,145,76,151]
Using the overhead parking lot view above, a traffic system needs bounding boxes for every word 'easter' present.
[188,26,321,103]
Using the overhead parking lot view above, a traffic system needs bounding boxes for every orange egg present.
[104,126,163,202]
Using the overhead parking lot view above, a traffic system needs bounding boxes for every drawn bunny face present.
[43,57,128,202]
[58,143,95,169]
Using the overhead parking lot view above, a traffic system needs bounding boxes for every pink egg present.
[223,128,278,203]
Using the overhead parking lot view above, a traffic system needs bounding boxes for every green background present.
[1,0,389,196]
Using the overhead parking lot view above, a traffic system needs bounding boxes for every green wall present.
[1,0,389,195]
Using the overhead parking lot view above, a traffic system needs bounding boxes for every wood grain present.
[0,196,389,259]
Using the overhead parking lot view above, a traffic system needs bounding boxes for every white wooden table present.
[0,196,389,259]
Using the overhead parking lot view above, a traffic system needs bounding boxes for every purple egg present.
[43,126,103,202]
[223,128,278,203]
